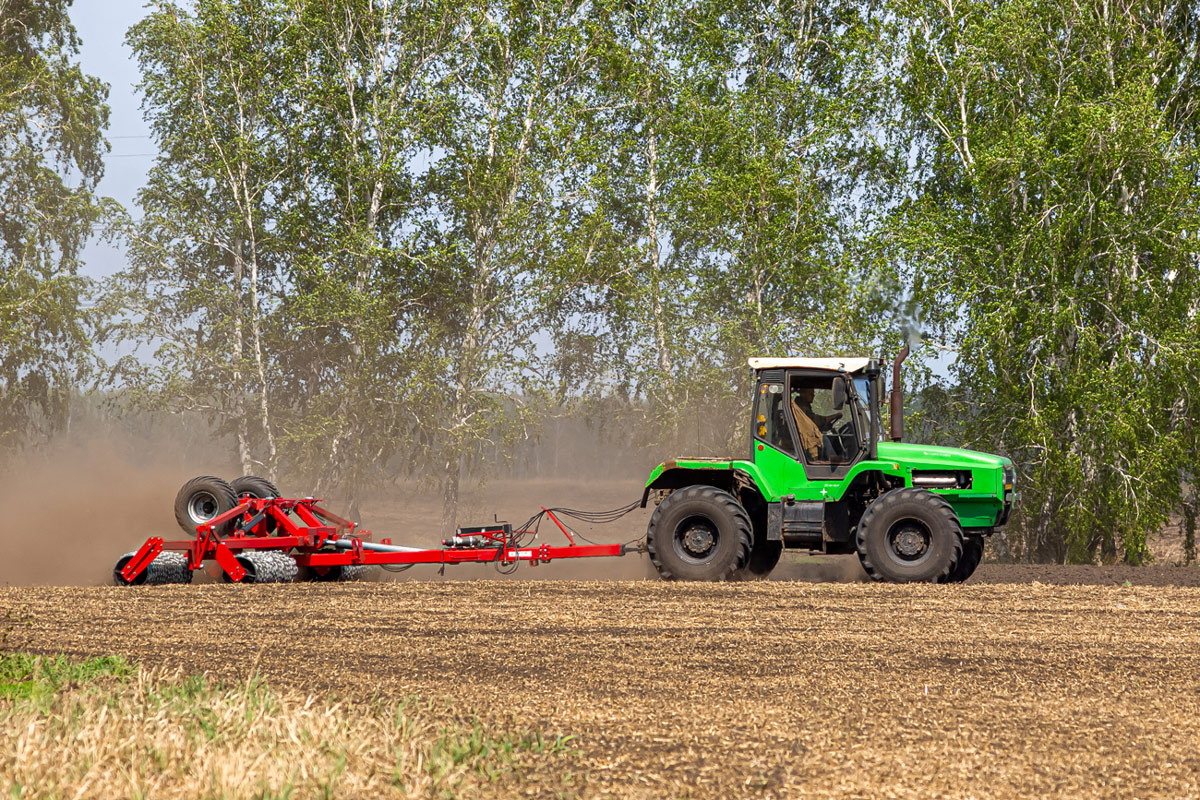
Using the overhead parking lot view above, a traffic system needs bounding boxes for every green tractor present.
[641,350,1015,582]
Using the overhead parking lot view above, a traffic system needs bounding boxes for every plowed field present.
[8,580,1200,798]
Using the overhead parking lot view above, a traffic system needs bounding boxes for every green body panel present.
[645,443,1014,531]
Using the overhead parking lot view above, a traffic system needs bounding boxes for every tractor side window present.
[754,383,795,455]
[790,376,862,465]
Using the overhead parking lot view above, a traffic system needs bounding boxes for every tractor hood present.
[876,441,1012,470]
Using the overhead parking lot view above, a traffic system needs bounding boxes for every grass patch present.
[0,653,132,702]
[0,654,581,799]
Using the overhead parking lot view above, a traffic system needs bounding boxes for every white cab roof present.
[748,357,873,373]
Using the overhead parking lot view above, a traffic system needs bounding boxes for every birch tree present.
[890,0,1200,562]
[117,0,284,477]
[0,0,110,447]
[423,0,606,528]
[269,0,457,511]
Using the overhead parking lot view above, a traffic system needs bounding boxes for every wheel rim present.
[188,491,220,524]
[673,515,720,565]
[886,519,933,565]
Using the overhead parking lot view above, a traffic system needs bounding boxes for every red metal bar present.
[542,508,575,545]
[212,540,245,582]
[195,500,250,535]
[120,537,163,582]
[293,541,625,568]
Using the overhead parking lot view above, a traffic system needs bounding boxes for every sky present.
[70,2,158,280]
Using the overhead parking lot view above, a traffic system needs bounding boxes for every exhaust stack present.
[889,345,909,442]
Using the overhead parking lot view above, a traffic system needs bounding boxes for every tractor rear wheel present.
[856,488,963,583]
[940,533,984,584]
[174,476,238,536]
[732,534,782,581]
[647,485,751,581]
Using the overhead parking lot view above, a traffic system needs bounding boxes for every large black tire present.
[174,476,238,536]
[856,488,963,583]
[940,533,984,584]
[732,535,783,581]
[646,486,752,581]
[230,475,280,499]
[230,475,281,533]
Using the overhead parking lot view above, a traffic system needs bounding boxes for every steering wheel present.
[824,417,856,460]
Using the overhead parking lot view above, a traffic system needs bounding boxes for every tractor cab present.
[749,357,879,480]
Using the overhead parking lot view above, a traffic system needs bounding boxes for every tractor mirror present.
[832,379,846,410]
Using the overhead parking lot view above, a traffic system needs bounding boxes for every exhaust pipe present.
[889,344,909,442]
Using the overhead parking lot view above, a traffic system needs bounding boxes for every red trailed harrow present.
[114,475,637,586]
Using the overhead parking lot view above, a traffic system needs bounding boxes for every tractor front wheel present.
[856,488,963,583]
[647,485,751,581]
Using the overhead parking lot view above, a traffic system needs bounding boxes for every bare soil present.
[6,581,1200,798]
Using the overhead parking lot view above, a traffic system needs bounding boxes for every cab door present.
[785,369,866,484]
[751,372,812,500]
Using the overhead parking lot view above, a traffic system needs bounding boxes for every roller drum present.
[113,551,193,586]
[312,563,376,582]
[223,550,298,584]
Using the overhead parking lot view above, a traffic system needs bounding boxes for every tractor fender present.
[640,462,764,508]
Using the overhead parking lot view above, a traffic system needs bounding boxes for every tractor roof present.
[747,357,873,373]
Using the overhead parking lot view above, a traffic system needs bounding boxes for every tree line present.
[3,0,1199,563]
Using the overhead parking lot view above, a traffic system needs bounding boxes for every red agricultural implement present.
[114,476,638,585]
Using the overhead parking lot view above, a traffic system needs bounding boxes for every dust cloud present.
[0,434,237,586]
[0,420,872,585]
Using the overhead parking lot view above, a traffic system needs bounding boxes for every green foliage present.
[83,0,1200,562]
[0,0,110,447]
[888,0,1200,562]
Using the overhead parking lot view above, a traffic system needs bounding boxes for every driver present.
[793,386,839,430]
[791,387,839,461]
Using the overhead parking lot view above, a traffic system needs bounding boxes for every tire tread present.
[856,487,963,583]
[646,485,752,581]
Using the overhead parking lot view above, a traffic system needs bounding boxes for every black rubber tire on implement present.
[646,485,751,581]
[113,553,148,586]
[856,488,963,583]
[230,475,279,500]
[174,476,238,536]
[940,533,984,584]
[230,475,281,533]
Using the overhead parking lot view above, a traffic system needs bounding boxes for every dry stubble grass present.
[0,653,579,799]
[4,580,1200,798]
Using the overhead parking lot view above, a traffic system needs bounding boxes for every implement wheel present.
[230,475,281,533]
[940,534,984,584]
[856,488,962,583]
[647,486,751,581]
[174,476,238,536]
[230,475,279,500]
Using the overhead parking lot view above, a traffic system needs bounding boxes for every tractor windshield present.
[789,375,863,465]
[854,377,875,432]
